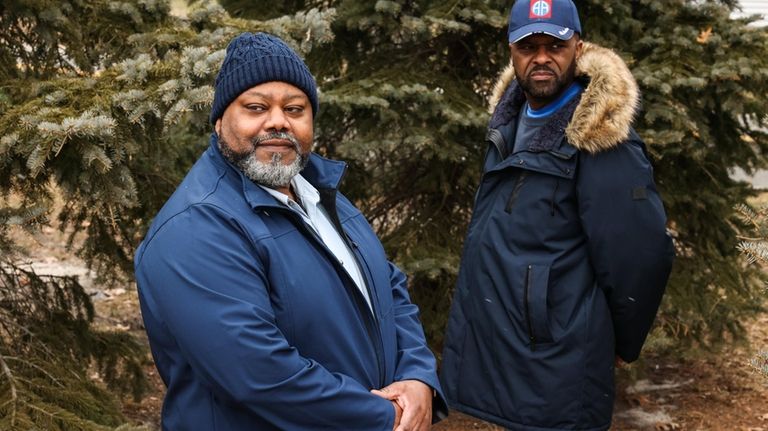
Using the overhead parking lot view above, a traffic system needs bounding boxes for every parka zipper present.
[524,264,536,351]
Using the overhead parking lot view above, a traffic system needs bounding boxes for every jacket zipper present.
[317,188,386,389]
[345,235,386,389]
[524,264,536,351]
[268,205,385,388]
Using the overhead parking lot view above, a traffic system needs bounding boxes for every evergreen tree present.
[0,0,336,281]
[219,0,768,353]
[0,0,334,428]
[0,263,148,430]
[221,0,511,349]
[0,2,172,428]
[588,0,768,349]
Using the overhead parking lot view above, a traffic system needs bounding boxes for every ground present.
[9,222,768,431]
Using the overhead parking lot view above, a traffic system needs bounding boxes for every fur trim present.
[489,62,517,114]
[488,42,640,153]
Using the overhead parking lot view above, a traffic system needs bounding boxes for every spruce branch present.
[0,354,18,427]
[2,355,66,389]
[0,260,147,428]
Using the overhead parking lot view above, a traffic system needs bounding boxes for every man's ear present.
[574,38,584,60]
[214,119,221,136]
[508,43,518,79]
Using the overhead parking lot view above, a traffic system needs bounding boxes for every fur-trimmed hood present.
[489,42,639,154]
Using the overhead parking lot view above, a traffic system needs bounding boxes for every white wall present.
[735,1,768,26]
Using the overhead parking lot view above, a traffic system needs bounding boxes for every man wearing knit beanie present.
[135,32,447,431]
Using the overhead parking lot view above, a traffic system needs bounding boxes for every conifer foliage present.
[0,263,147,430]
[590,0,768,348]
[0,0,335,428]
[220,0,510,348]
[219,0,768,352]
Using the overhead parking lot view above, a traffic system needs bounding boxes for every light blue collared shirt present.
[259,175,372,311]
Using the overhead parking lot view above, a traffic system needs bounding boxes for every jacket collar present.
[206,134,348,209]
[488,42,640,154]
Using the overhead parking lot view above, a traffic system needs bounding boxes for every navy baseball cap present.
[508,0,582,43]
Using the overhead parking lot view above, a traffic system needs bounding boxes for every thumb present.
[371,389,397,400]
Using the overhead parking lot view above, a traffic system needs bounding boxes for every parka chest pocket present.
[503,150,578,217]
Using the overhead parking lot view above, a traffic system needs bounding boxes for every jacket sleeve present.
[577,138,675,363]
[388,262,449,422]
[135,204,395,430]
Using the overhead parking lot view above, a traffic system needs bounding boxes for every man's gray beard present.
[218,132,309,189]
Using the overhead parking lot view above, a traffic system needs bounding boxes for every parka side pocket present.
[524,264,554,349]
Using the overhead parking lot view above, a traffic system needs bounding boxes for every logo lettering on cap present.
[530,0,553,19]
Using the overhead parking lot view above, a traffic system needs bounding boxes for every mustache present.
[251,132,301,153]
[527,65,555,76]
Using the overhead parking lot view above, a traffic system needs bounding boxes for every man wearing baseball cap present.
[441,1,674,429]
[135,32,447,430]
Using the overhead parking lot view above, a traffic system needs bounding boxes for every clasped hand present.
[371,380,432,431]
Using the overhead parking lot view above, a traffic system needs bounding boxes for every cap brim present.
[508,23,575,43]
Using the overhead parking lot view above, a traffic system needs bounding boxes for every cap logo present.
[530,0,553,19]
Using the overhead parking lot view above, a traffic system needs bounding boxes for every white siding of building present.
[735,1,768,26]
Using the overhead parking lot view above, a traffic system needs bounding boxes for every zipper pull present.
[345,232,359,248]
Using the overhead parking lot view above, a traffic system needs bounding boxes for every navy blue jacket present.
[135,136,447,430]
[440,43,674,431]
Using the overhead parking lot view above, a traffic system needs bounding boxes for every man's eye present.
[246,105,266,112]
[285,106,304,114]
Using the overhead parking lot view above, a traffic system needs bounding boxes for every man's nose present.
[264,107,289,132]
[531,46,551,64]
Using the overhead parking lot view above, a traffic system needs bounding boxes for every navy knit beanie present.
[210,32,319,124]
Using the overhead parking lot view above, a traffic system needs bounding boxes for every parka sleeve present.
[134,204,395,430]
[388,262,449,421]
[577,138,675,363]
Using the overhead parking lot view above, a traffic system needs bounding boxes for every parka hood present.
[489,42,640,154]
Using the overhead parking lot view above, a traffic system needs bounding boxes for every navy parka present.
[440,43,675,431]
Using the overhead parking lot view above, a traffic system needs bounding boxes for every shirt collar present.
[292,173,321,206]
[259,173,321,209]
